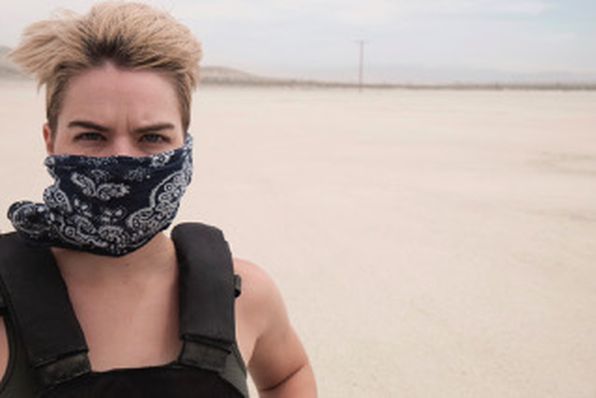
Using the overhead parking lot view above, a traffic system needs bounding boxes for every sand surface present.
[1,80,595,397]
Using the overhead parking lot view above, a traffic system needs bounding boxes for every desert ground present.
[1,80,595,397]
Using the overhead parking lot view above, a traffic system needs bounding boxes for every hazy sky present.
[2,0,595,82]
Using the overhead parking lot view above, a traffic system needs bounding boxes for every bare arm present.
[234,260,317,397]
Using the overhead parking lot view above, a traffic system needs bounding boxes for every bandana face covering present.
[8,136,193,257]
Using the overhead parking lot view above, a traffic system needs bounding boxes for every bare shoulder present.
[0,318,8,380]
[231,258,316,395]
[232,257,286,330]
[232,257,280,300]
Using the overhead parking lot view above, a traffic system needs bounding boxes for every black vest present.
[0,223,249,397]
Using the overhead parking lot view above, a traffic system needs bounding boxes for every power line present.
[355,40,368,92]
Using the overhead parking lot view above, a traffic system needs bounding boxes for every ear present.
[43,123,55,155]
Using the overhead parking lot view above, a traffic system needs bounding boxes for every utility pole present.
[356,40,366,92]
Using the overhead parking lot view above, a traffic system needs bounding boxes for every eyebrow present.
[67,120,177,135]
[67,120,110,132]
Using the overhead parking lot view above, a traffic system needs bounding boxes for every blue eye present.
[140,134,170,143]
[75,132,106,141]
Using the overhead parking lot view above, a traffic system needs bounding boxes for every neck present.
[52,233,178,287]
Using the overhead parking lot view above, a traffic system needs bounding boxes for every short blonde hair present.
[9,1,202,133]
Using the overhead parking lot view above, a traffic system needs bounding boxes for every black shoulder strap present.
[171,223,248,397]
[0,283,5,313]
[0,232,91,390]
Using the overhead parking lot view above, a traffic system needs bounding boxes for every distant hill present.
[1,45,595,90]
[0,45,276,84]
[199,66,280,85]
[0,46,275,84]
[0,46,27,79]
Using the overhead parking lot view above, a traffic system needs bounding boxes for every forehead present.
[59,63,181,126]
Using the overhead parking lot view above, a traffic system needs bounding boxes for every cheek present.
[48,134,74,155]
[43,124,63,155]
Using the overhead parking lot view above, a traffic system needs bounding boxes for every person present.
[0,2,316,397]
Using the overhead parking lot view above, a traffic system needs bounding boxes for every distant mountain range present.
[0,45,278,84]
[1,46,595,90]
[0,45,26,79]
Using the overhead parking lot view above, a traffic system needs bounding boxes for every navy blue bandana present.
[7,136,193,257]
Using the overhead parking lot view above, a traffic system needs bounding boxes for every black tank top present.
[0,223,249,397]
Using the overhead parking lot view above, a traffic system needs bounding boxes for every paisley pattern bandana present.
[8,136,193,257]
